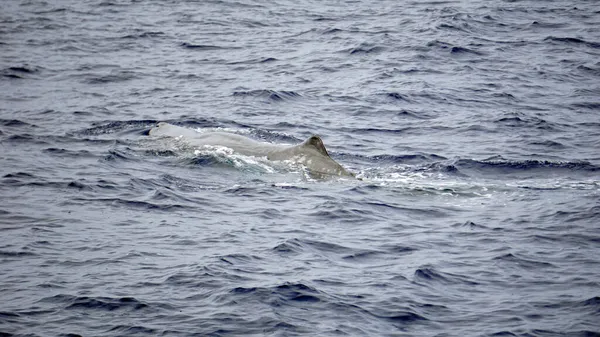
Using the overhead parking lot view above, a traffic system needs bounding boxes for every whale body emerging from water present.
[149,122,354,178]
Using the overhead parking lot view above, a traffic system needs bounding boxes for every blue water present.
[1,0,600,336]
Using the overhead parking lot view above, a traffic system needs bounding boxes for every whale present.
[149,122,354,178]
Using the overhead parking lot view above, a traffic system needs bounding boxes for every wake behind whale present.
[149,122,354,178]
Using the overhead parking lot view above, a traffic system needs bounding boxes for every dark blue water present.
[1,1,600,336]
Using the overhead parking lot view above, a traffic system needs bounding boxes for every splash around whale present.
[149,122,354,178]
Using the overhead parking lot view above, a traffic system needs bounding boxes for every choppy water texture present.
[1,0,600,336]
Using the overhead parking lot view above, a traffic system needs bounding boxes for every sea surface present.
[1,0,600,336]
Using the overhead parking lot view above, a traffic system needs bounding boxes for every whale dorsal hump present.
[301,135,330,157]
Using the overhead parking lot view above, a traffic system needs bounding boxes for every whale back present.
[149,123,354,178]
[301,135,330,158]
[279,135,354,178]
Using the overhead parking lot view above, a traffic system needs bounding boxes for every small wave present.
[450,46,483,55]
[272,239,303,255]
[1,66,40,79]
[32,7,67,14]
[396,109,434,119]
[230,282,322,304]
[232,89,301,102]
[97,1,126,6]
[343,43,385,55]
[576,65,600,77]
[67,180,94,191]
[273,238,416,264]
[159,174,220,192]
[180,42,239,50]
[426,40,483,56]
[103,149,133,162]
[493,253,555,269]
[455,158,600,174]
[260,57,277,63]
[43,148,94,159]
[537,295,600,312]
[494,114,560,130]
[529,21,568,29]
[341,127,407,135]
[6,66,38,73]
[0,119,36,127]
[69,296,148,311]
[84,71,138,84]
[437,22,472,33]
[308,204,377,223]
[492,92,517,100]
[571,102,600,110]
[4,134,49,145]
[107,325,156,334]
[370,310,427,323]
[182,153,224,167]
[144,149,178,157]
[313,16,338,22]
[322,27,343,34]
[0,311,20,318]
[488,331,517,336]
[382,92,409,101]
[544,36,600,49]
[427,40,453,50]
[580,296,600,309]
[0,250,37,257]
[414,266,479,286]
[227,57,279,65]
[527,139,567,149]
[120,31,164,39]
[451,220,490,230]
[39,294,149,312]
[380,243,417,255]
[419,162,462,175]
[541,206,600,224]
[71,197,193,212]
[274,238,362,261]
[341,249,387,263]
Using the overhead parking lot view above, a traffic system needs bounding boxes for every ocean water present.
[1,0,600,336]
